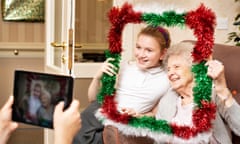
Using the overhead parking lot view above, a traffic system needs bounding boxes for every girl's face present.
[167,55,194,92]
[33,85,41,98]
[134,34,165,70]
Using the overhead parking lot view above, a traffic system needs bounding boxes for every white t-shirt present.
[170,98,217,144]
[28,95,41,117]
[115,61,170,113]
[171,97,194,126]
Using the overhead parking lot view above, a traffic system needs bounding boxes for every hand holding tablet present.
[12,70,74,129]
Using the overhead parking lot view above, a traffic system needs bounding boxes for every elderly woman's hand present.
[206,59,227,91]
[206,60,227,88]
[206,60,234,106]
[206,60,225,80]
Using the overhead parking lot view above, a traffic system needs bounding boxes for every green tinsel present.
[97,4,216,138]
[129,116,172,134]
[192,61,212,107]
[141,11,186,27]
[97,50,121,104]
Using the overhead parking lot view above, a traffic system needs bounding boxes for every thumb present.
[54,101,64,115]
[209,55,213,60]
[10,122,18,132]
[2,96,14,111]
[206,55,213,63]
[205,55,213,66]
[67,100,80,112]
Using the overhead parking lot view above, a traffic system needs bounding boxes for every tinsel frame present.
[97,2,217,140]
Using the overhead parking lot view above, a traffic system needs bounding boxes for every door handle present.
[74,43,82,48]
[51,42,84,49]
[51,42,67,50]
[50,42,67,64]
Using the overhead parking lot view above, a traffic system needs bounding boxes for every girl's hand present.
[94,58,117,79]
[120,107,142,117]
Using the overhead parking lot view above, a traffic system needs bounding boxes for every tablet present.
[12,70,74,129]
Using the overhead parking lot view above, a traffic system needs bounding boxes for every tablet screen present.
[12,70,74,129]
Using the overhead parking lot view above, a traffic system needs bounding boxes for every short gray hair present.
[163,41,195,69]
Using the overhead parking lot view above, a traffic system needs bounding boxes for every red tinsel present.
[108,3,142,53]
[192,101,216,132]
[171,101,216,139]
[185,3,216,62]
[101,95,131,124]
[170,124,197,139]
[100,3,217,140]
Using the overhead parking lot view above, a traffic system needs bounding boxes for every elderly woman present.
[37,89,54,127]
[155,42,240,143]
[156,42,240,144]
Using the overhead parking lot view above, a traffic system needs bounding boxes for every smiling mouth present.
[138,59,148,64]
[169,75,180,82]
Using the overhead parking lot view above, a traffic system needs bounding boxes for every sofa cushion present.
[212,43,240,103]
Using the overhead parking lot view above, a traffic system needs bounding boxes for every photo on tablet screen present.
[12,70,74,129]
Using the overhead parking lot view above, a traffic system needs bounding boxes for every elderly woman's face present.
[41,93,51,108]
[167,55,194,92]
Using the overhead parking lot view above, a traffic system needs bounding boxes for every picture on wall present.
[1,0,44,22]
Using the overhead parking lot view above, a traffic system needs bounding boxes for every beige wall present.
[0,2,45,142]
[0,0,45,43]
[164,0,240,45]
[0,58,44,106]
[129,0,240,45]
[75,0,112,43]
[0,58,44,144]
[0,21,45,42]
[73,78,92,109]
[0,0,239,44]
[0,0,45,106]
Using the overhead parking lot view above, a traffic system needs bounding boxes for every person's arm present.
[53,100,81,144]
[120,104,158,118]
[88,76,102,102]
[206,60,234,107]
[206,60,240,135]
[0,96,18,144]
[88,58,117,102]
